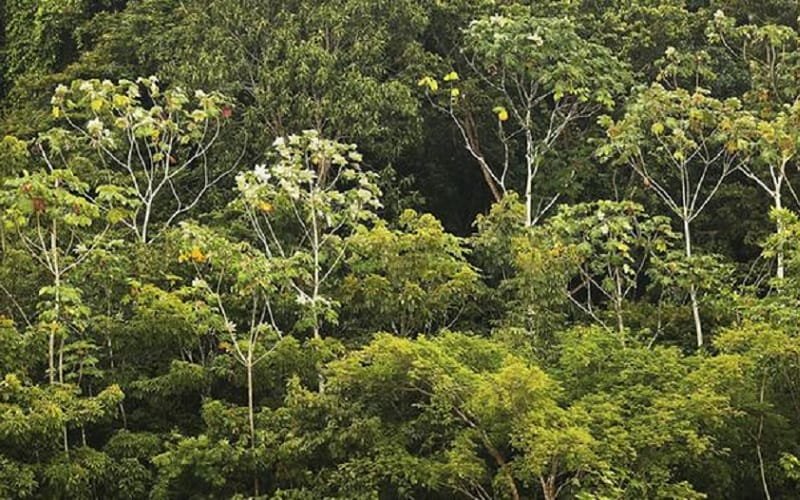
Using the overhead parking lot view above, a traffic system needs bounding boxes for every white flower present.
[489,15,507,26]
[87,118,104,136]
[191,278,209,289]
[252,164,271,182]
[527,33,544,46]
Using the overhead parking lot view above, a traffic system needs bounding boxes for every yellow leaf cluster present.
[178,246,207,263]
[493,106,509,122]
[443,71,459,82]
[417,76,439,92]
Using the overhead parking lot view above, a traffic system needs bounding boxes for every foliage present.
[3,1,800,498]
[425,7,630,225]
[339,209,479,337]
[50,76,234,242]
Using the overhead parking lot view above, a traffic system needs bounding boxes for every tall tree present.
[539,200,676,335]
[600,84,751,346]
[0,133,132,384]
[50,77,235,243]
[738,103,800,279]
[235,130,381,342]
[423,8,629,226]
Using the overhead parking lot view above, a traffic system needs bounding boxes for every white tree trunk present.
[775,188,784,281]
[683,216,704,347]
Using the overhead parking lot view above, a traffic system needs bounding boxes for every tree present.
[738,103,800,279]
[600,83,751,346]
[167,131,382,493]
[0,132,132,384]
[540,200,676,335]
[0,373,124,498]
[177,223,281,497]
[1,0,114,105]
[707,322,800,499]
[235,130,381,342]
[423,8,629,226]
[708,10,800,109]
[64,0,427,160]
[339,209,479,337]
[472,193,578,343]
[50,76,235,243]
[707,11,800,280]
[328,332,601,500]
[556,326,733,497]
[6,1,800,498]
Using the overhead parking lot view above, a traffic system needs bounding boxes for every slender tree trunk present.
[119,402,128,428]
[615,271,625,336]
[310,194,321,341]
[48,320,57,384]
[141,201,152,243]
[525,172,533,227]
[58,336,65,384]
[683,216,703,347]
[50,219,60,384]
[246,350,259,497]
[51,218,72,454]
[310,193,326,393]
[247,358,255,447]
[524,123,535,227]
[757,376,772,500]
[463,111,503,202]
[775,189,784,281]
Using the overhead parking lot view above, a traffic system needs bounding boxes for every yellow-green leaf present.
[651,122,665,135]
[493,106,509,122]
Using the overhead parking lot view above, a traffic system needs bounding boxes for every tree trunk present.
[540,475,557,500]
[311,197,321,342]
[525,171,533,228]
[246,352,259,497]
[58,336,65,384]
[683,216,703,347]
[481,436,520,500]
[757,376,772,500]
[482,165,503,203]
[247,358,255,448]
[50,218,60,384]
[775,190,784,281]
[464,111,503,203]
[614,271,625,336]
[524,122,535,227]
[48,323,57,384]
[310,193,326,393]
[141,201,152,243]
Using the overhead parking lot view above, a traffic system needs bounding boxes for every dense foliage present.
[3,0,800,498]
